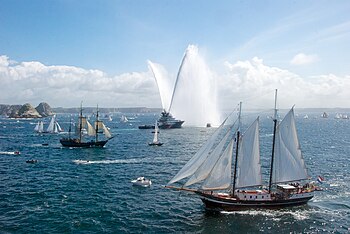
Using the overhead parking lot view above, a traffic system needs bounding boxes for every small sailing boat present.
[166,90,316,211]
[321,112,329,118]
[149,121,163,146]
[120,115,128,123]
[60,104,113,148]
[34,121,44,133]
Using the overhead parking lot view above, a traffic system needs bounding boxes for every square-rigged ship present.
[60,105,113,148]
[166,90,316,211]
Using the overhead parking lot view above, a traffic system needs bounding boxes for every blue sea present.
[0,111,349,233]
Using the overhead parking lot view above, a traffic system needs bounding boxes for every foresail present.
[201,139,234,190]
[102,123,112,138]
[184,129,232,187]
[167,118,228,185]
[273,108,308,183]
[236,118,262,188]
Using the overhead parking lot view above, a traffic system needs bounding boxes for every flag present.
[317,176,325,183]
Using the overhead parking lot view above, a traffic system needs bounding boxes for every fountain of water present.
[149,45,221,127]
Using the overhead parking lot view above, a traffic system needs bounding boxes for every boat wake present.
[221,209,310,220]
[73,159,140,165]
[0,151,20,155]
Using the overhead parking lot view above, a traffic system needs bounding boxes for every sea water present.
[0,111,349,233]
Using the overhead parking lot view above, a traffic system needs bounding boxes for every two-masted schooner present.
[166,90,316,210]
[60,104,113,148]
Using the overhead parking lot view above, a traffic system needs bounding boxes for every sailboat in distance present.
[46,114,64,133]
[149,120,163,146]
[166,90,316,211]
[34,121,44,133]
[60,104,113,148]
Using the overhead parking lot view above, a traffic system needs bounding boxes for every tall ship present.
[158,110,184,129]
[60,104,113,148]
[166,90,316,211]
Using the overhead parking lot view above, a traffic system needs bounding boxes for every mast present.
[232,102,242,196]
[68,117,71,139]
[95,105,99,142]
[79,102,83,143]
[269,89,278,193]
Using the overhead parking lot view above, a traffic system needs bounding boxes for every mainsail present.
[46,115,56,133]
[236,118,262,188]
[153,121,159,143]
[34,121,44,133]
[272,108,308,183]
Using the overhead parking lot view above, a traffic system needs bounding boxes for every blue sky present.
[1,0,350,110]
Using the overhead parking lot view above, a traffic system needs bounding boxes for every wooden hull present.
[60,138,108,148]
[198,192,313,211]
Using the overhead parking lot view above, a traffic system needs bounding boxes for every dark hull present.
[138,125,155,129]
[60,138,108,148]
[158,120,184,129]
[148,142,163,146]
[199,193,313,211]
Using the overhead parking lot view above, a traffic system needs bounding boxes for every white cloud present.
[0,55,161,108]
[220,57,350,109]
[0,54,349,111]
[290,53,319,65]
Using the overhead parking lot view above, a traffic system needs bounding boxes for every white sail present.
[184,129,232,187]
[167,118,229,185]
[102,124,112,138]
[86,120,95,136]
[120,115,128,122]
[46,115,56,132]
[34,121,40,132]
[53,122,58,133]
[273,108,308,183]
[201,139,234,190]
[55,122,62,132]
[236,118,262,188]
[153,121,159,143]
[95,121,111,138]
[39,121,44,133]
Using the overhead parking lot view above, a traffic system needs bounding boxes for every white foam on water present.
[222,209,310,220]
[0,151,19,155]
[73,159,140,165]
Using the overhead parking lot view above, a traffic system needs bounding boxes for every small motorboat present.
[131,177,152,187]
[26,159,38,164]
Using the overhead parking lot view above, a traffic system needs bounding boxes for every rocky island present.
[0,102,54,118]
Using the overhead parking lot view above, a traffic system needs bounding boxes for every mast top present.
[238,102,242,132]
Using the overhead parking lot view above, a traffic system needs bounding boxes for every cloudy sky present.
[0,0,350,110]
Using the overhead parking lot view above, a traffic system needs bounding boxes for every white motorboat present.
[131,177,152,187]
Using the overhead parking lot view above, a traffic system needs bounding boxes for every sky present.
[1,0,350,111]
